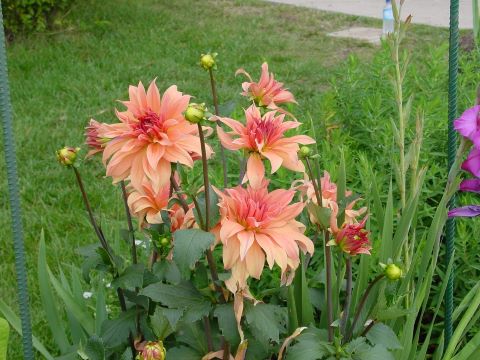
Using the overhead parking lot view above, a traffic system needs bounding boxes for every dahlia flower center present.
[133,110,166,140]
[236,197,271,229]
[246,117,282,150]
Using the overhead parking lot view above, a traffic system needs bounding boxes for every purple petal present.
[459,178,480,193]
[448,205,480,218]
[454,105,480,140]
[461,148,480,178]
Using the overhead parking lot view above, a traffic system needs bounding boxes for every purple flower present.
[461,148,480,177]
[459,178,480,193]
[448,205,480,218]
[454,105,480,147]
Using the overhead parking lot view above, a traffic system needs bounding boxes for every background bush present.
[1,0,73,38]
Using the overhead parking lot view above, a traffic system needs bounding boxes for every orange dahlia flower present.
[100,80,213,191]
[85,119,111,157]
[236,62,296,109]
[215,181,314,292]
[217,104,315,188]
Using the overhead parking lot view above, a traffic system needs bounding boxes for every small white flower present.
[135,240,143,246]
[83,291,93,299]
[105,282,111,288]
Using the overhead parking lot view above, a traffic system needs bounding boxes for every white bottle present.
[383,0,394,35]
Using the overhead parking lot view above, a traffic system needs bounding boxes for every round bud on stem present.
[185,103,206,124]
[383,263,402,281]
[200,53,217,70]
[56,146,80,166]
[299,146,311,158]
[160,237,170,248]
[136,341,166,360]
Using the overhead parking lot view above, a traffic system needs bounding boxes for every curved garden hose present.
[445,0,460,348]
[0,3,34,359]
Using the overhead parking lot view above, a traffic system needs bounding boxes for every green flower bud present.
[56,146,80,166]
[200,53,217,70]
[184,103,206,124]
[384,263,402,281]
[160,237,170,247]
[299,146,311,158]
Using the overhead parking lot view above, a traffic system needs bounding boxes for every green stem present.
[304,157,332,341]
[341,257,352,341]
[346,275,385,341]
[120,181,137,264]
[209,68,228,188]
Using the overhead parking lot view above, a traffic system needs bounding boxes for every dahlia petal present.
[261,150,284,174]
[163,145,194,167]
[288,135,316,145]
[245,242,265,279]
[130,152,147,191]
[246,153,265,189]
[220,219,245,241]
[254,233,275,269]
[459,178,480,193]
[146,143,165,169]
[146,80,161,113]
[448,205,480,218]
[218,117,246,135]
[223,237,241,269]
[217,126,243,150]
[146,210,163,224]
[237,230,255,261]
[235,68,253,82]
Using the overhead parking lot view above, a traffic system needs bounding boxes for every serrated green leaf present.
[149,307,174,340]
[173,229,215,278]
[213,303,240,347]
[167,346,201,360]
[345,337,369,354]
[111,264,144,289]
[38,234,70,352]
[100,309,137,348]
[140,281,210,322]
[0,317,9,360]
[152,260,181,284]
[286,333,334,360]
[84,335,105,360]
[356,344,394,360]
[366,323,402,350]
[245,303,283,344]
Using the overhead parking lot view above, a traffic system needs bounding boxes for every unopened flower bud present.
[384,263,402,281]
[299,146,311,158]
[56,146,80,166]
[185,103,206,124]
[136,341,166,360]
[200,53,217,70]
[160,237,170,247]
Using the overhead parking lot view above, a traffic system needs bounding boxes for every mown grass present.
[0,0,478,357]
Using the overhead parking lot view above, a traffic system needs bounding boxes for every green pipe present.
[445,0,460,348]
[0,2,34,358]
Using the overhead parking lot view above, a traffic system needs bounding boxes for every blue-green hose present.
[0,2,34,359]
[445,0,460,348]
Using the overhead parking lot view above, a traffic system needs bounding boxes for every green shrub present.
[1,0,73,38]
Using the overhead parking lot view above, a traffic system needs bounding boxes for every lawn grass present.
[0,0,478,357]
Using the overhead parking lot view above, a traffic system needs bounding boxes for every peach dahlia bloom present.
[215,181,314,292]
[100,80,213,191]
[236,62,296,109]
[85,119,110,157]
[128,179,195,231]
[217,104,315,188]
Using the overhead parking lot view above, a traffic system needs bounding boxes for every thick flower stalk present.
[215,181,314,293]
[217,104,314,188]
[236,62,296,110]
[97,80,213,191]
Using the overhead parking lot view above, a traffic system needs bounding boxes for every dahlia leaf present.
[173,229,215,278]
[111,264,145,290]
[285,331,333,360]
[244,303,284,343]
[83,335,106,360]
[214,303,241,347]
[366,323,402,350]
[100,309,137,348]
[356,344,394,360]
[149,307,174,340]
